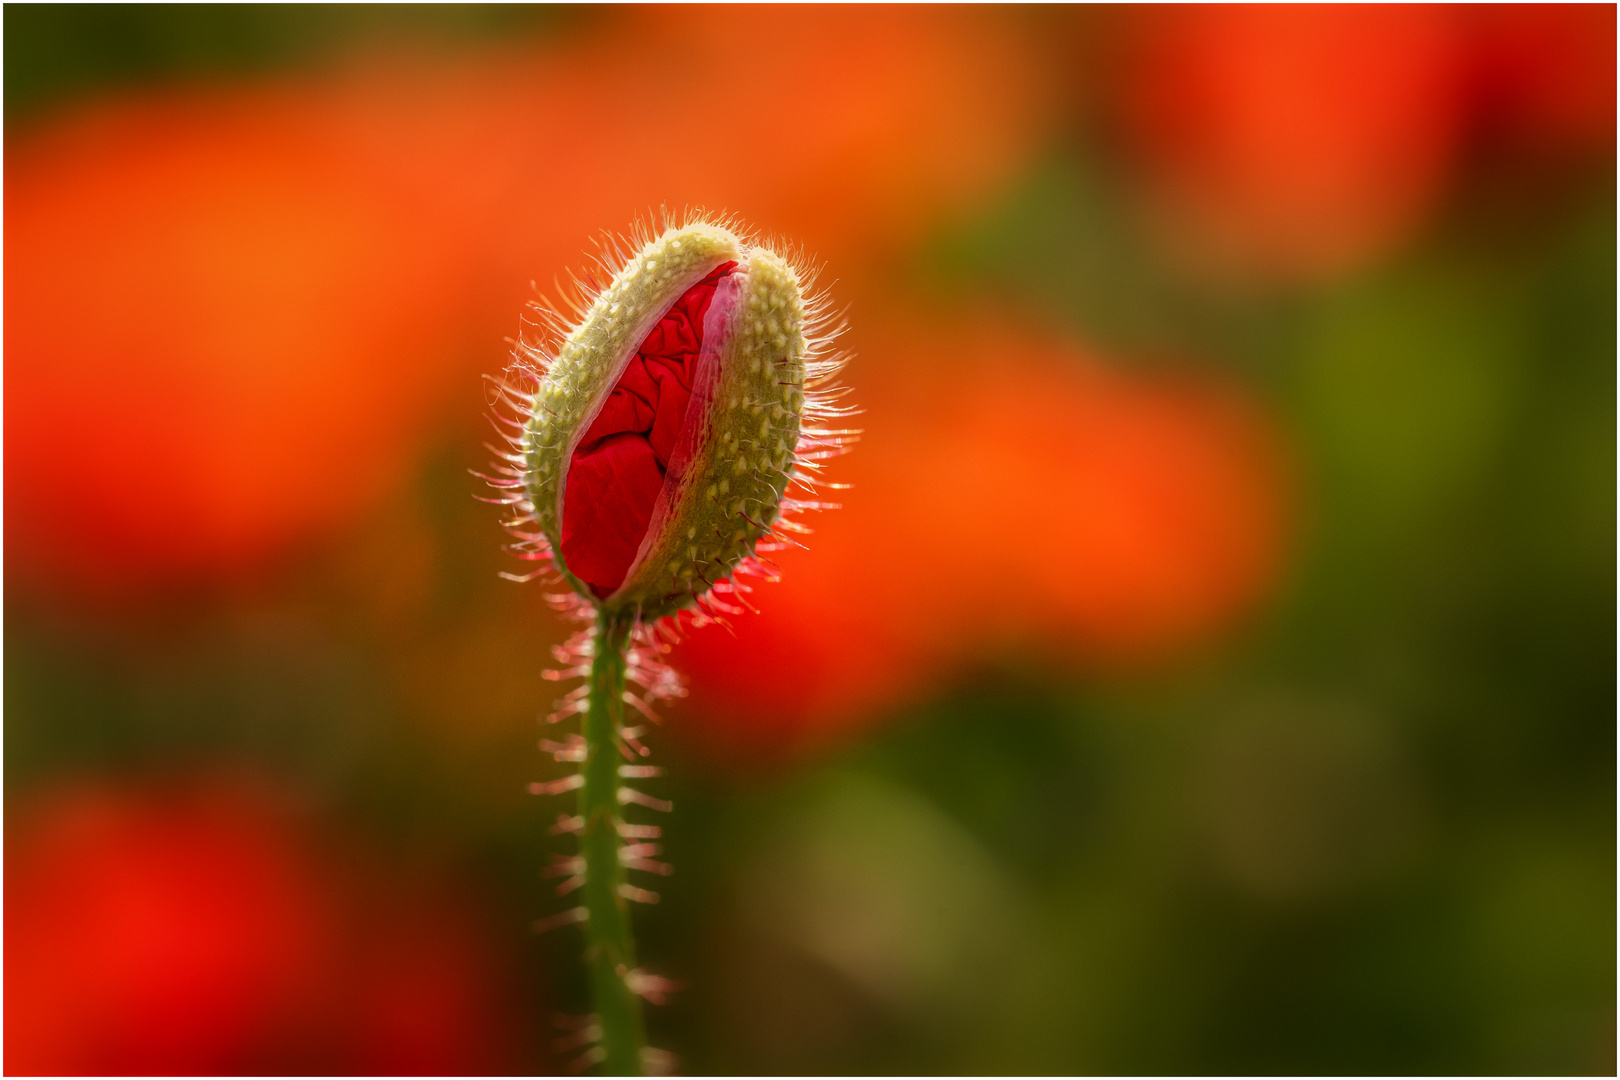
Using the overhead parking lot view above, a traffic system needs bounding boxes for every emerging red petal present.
[560,261,737,598]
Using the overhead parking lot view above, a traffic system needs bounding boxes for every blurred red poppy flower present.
[671,316,1292,767]
[3,91,480,597]
[1466,4,1617,158]
[5,7,1052,601]
[5,779,329,1075]
[4,776,523,1075]
[1119,4,1470,283]
[332,866,523,1076]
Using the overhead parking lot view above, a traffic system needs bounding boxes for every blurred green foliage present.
[4,3,572,126]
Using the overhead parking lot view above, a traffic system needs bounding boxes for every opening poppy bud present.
[513,219,829,620]
[487,219,849,1073]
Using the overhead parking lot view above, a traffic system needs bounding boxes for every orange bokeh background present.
[5,5,1612,1074]
[6,5,1051,591]
[675,315,1290,762]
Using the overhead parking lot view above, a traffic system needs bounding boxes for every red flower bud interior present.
[560,262,738,598]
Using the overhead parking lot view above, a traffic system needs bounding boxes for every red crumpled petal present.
[560,261,737,598]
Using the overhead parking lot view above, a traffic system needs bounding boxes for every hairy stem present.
[580,611,645,1075]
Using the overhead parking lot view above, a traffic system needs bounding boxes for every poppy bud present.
[489,216,849,622]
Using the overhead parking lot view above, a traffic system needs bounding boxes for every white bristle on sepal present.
[528,774,584,796]
[532,907,589,934]
[622,968,683,1006]
[641,1047,678,1076]
[616,821,661,839]
[543,855,585,879]
[552,1019,602,1052]
[618,788,673,812]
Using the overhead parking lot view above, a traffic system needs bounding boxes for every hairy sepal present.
[523,226,808,621]
[613,247,807,620]
[523,224,743,604]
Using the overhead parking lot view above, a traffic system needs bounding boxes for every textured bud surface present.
[611,246,806,617]
[489,215,848,625]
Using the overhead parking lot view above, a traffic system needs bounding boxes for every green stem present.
[579,610,645,1075]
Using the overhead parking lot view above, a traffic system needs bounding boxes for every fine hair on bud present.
[483,209,855,634]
